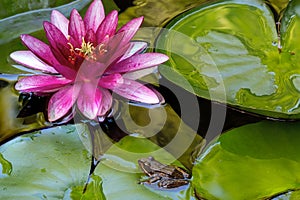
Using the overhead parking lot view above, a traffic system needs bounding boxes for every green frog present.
[138,156,190,188]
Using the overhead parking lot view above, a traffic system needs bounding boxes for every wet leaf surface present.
[0,124,196,199]
[193,121,300,200]
[1,0,300,199]
[156,0,300,119]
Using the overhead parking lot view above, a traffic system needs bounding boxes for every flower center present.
[75,38,95,57]
[68,37,108,65]
[68,37,95,65]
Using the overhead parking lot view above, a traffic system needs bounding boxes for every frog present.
[138,156,190,188]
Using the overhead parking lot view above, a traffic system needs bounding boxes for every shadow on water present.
[158,76,263,138]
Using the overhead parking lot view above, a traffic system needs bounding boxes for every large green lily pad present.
[156,0,300,119]
[0,124,195,199]
[192,121,300,200]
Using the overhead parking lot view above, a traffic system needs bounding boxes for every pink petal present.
[98,73,123,89]
[43,22,78,78]
[43,21,68,45]
[108,53,169,73]
[52,63,77,80]
[85,29,96,45]
[77,82,102,119]
[50,41,83,72]
[118,41,148,62]
[15,75,72,93]
[94,33,130,65]
[84,0,105,33]
[49,44,73,67]
[97,89,112,116]
[43,22,72,66]
[96,10,118,44]
[69,9,86,47]
[77,60,106,80]
[51,10,69,37]
[48,85,79,122]
[20,34,60,67]
[113,79,160,104]
[10,51,58,74]
[117,16,143,45]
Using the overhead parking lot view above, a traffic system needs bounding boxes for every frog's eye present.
[148,156,154,160]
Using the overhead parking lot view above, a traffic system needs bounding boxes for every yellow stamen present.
[97,44,108,55]
[67,36,109,63]
[75,37,95,57]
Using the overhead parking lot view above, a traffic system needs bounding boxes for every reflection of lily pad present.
[192,121,300,200]
[156,0,300,119]
[0,124,193,199]
[0,75,47,143]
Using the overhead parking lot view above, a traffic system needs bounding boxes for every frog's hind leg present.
[139,174,161,185]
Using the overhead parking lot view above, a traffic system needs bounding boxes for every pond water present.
[0,0,298,199]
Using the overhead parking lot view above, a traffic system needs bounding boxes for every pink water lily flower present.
[10,0,168,122]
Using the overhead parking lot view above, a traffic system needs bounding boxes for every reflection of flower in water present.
[10,0,168,122]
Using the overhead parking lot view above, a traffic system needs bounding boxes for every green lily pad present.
[156,0,300,119]
[192,121,300,200]
[0,123,195,199]
[0,0,74,19]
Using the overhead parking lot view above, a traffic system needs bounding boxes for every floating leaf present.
[0,0,74,19]
[192,121,300,200]
[0,123,195,199]
[156,0,300,119]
